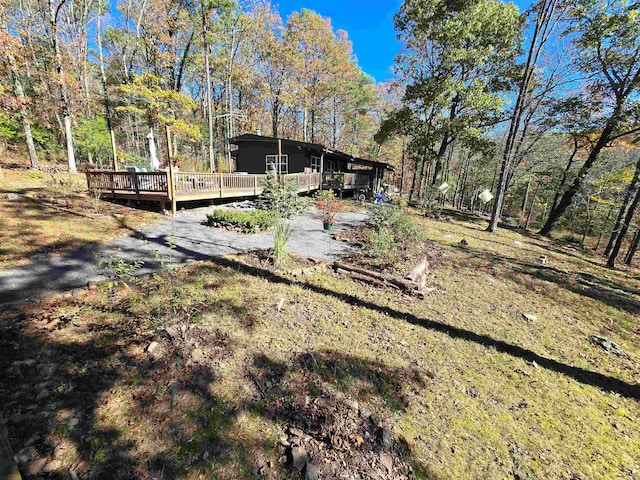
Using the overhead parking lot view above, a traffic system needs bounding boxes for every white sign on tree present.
[479,189,494,203]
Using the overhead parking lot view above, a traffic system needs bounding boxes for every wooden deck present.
[87,171,371,214]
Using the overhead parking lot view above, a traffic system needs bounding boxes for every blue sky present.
[275,0,533,83]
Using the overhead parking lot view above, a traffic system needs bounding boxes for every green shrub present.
[122,151,151,170]
[391,197,408,208]
[259,169,308,219]
[365,206,425,259]
[419,184,442,218]
[392,210,424,243]
[0,113,21,143]
[367,226,396,257]
[314,189,335,203]
[95,253,144,289]
[206,209,277,233]
[369,205,397,230]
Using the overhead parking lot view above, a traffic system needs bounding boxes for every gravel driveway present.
[0,208,367,309]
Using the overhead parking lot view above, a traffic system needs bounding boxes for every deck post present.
[133,171,140,200]
[219,173,224,198]
[165,126,177,215]
[165,170,176,215]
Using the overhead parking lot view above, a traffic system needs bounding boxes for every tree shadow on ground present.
[0,294,435,479]
[106,230,639,402]
[442,208,619,272]
[0,189,163,275]
[454,243,640,316]
[203,255,640,401]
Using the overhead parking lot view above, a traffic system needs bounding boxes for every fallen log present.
[333,261,421,291]
[336,268,401,289]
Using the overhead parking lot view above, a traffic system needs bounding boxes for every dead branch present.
[405,256,429,282]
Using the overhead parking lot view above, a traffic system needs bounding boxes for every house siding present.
[234,141,314,174]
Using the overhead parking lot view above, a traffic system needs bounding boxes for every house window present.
[326,159,336,172]
[310,155,321,173]
[265,154,288,174]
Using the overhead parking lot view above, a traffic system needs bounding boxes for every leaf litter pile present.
[253,351,420,480]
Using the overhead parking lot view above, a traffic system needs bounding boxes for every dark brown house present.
[229,134,393,192]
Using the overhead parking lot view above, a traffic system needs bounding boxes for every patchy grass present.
[0,168,163,268]
[1,209,639,479]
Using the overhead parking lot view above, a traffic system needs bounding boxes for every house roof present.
[229,134,394,171]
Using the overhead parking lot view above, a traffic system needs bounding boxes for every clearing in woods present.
[0,201,639,479]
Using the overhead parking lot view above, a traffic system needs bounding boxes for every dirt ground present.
[0,207,639,479]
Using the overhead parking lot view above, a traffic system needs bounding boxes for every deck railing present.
[86,171,168,194]
[323,172,370,190]
[283,172,322,192]
[86,170,324,199]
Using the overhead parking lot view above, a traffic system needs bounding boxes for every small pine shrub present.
[206,209,277,233]
[259,169,308,219]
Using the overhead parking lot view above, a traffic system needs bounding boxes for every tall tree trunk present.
[431,96,459,185]
[604,158,640,256]
[624,227,640,265]
[97,14,118,170]
[49,0,76,173]
[301,106,306,142]
[594,204,614,252]
[400,137,406,194]
[488,0,558,233]
[522,176,531,213]
[331,96,338,148]
[431,137,447,186]
[174,30,193,93]
[202,3,215,171]
[2,11,38,168]
[7,52,39,169]
[271,94,280,138]
[607,179,640,268]
[581,195,592,246]
[540,116,619,236]
[606,155,640,266]
[458,155,471,209]
[551,136,580,213]
[409,159,418,201]
[525,181,539,230]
